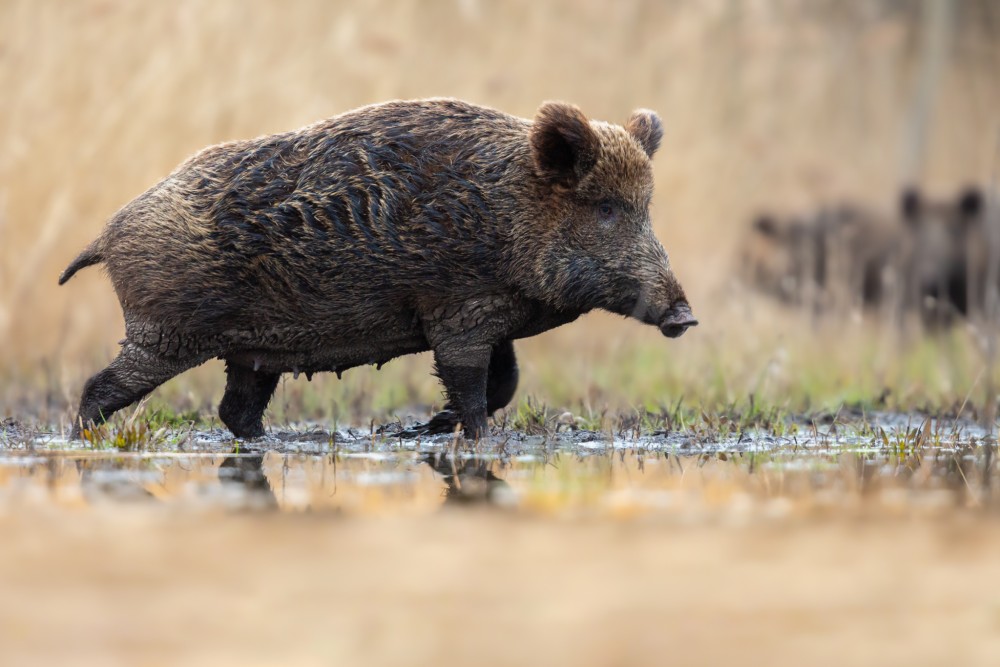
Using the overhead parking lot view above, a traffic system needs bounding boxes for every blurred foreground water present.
[2,416,1000,666]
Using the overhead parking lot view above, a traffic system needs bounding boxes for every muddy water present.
[3,416,1000,666]
[1,413,995,514]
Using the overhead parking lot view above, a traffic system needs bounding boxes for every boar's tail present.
[58,241,104,285]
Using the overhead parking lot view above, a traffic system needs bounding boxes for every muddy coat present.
[61,99,696,438]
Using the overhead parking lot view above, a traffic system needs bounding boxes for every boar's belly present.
[218,323,431,375]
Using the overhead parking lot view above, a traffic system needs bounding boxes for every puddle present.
[1,413,996,514]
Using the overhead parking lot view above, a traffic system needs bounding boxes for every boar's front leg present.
[431,340,493,440]
[406,340,518,436]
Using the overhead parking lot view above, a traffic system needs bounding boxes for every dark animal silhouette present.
[61,99,696,439]
[900,185,996,324]
[741,213,824,307]
[817,203,901,312]
[742,204,898,313]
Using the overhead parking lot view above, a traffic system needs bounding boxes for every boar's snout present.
[659,303,698,338]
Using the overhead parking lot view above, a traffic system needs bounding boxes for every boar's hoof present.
[394,409,461,438]
[660,305,698,338]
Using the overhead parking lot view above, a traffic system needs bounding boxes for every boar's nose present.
[659,303,698,338]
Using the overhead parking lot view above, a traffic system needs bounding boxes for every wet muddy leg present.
[72,343,196,438]
[218,361,280,439]
[434,356,489,439]
[402,341,516,437]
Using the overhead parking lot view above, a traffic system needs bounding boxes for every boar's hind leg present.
[218,362,280,439]
[484,340,519,413]
[405,341,517,438]
[72,343,197,438]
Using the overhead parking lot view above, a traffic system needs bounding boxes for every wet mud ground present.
[2,414,1000,665]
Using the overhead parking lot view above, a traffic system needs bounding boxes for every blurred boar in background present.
[818,203,902,314]
[740,213,824,308]
[900,186,998,325]
[740,203,899,315]
[741,186,998,328]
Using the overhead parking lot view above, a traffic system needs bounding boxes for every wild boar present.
[900,186,997,324]
[740,212,825,308]
[60,99,697,439]
[741,203,900,316]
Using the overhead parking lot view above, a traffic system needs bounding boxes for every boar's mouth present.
[659,303,698,338]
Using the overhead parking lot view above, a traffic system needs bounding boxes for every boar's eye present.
[597,199,618,223]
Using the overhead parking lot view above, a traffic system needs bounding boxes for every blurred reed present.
[2,0,999,420]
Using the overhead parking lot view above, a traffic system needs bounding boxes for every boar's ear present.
[958,187,983,219]
[530,102,599,189]
[900,187,921,224]
[625,109,663,158]
[753,215,778,238]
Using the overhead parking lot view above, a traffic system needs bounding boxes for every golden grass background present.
[3,0,1000,423]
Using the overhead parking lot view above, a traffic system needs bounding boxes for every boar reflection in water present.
[213,451,509,509]
[218,453,278,509]
[423,453,513,506]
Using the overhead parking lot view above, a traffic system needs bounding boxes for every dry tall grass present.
[2,0,1000,420]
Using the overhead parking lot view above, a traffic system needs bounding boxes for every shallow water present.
[1,413,995,514]
[3,416,1000,667]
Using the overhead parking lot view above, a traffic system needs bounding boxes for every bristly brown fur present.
[61,98,696,439]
